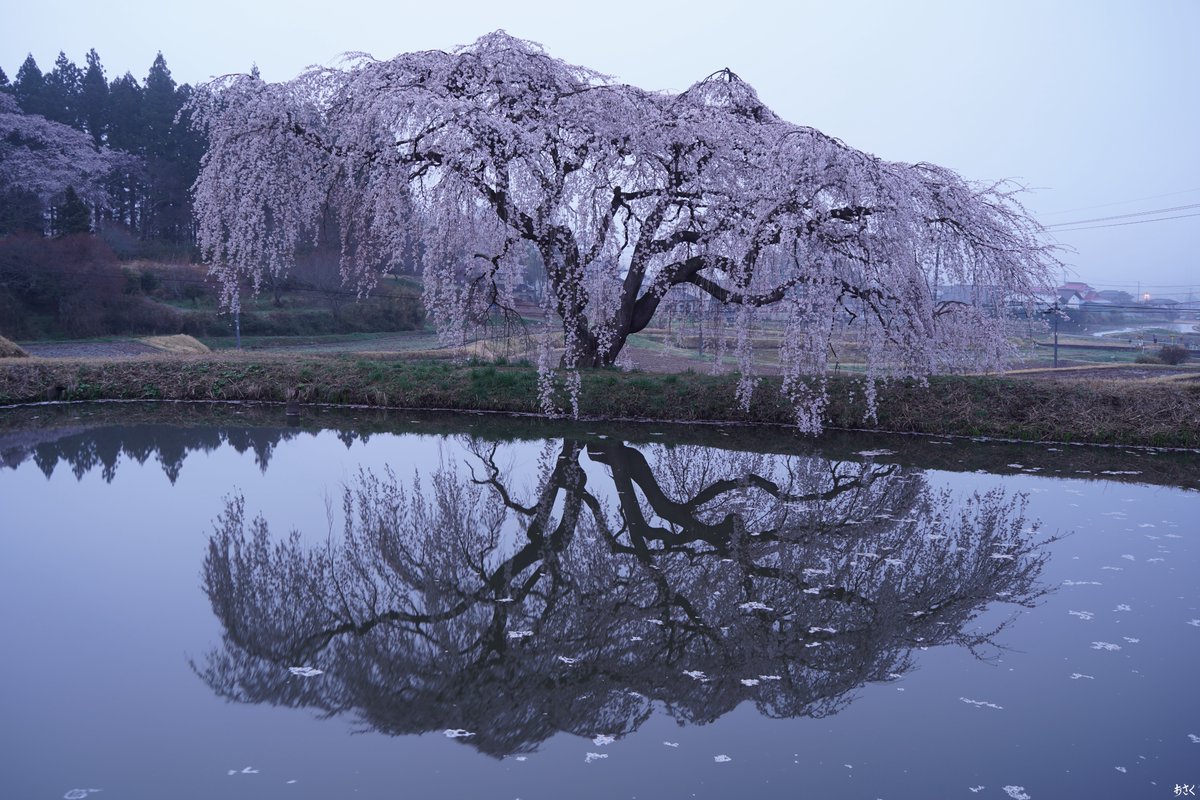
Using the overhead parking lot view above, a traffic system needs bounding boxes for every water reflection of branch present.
[196,438,1053,757]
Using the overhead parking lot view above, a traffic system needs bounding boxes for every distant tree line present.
[0,48,205,252]
[0,50,432,340]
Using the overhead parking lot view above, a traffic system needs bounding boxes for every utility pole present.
[1041,300,1061,368]
[232,286,243,350]
[1052,303,1059,369]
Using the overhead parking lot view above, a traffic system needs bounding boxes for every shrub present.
[110,297,184,334]
[1158,344,1190,365]
[0,233,124,336]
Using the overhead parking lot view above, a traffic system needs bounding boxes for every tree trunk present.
[563,316,632,368]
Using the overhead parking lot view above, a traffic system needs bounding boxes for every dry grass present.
[0,353,1196,447]
[1001,363,1137,376]
[0,336,29,358]
[138,335,211,354]
[399,334,546,363]
[864,375,1200,447]
[1003,362,1200,383]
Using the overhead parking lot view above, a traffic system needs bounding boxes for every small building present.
[1055,289,1084,310]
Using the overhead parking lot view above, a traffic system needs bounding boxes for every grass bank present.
[1,354,1197,447]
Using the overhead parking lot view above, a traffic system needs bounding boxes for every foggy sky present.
[4,0,1197,296]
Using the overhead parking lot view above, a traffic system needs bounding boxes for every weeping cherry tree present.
[190,32,1057,430]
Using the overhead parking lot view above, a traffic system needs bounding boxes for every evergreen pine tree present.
[105,73,144,229]
[52,186,92,236]
[44,51,82,127]
[142,53,177,156]
[105,72,143,151]
[141,54,189,242]
[0,67,10,91]
[79,49,108,146]
[14,55,49,117]
[159,82,206,245]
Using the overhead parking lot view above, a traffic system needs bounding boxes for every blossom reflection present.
[197,437,1052,756]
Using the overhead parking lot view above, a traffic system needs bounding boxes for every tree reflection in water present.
[197,437,1053,757]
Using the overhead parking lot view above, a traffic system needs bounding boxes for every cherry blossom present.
[0,93,126,212]
[190,32,1056,428]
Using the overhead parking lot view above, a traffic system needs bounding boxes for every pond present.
[1,403,1198,799]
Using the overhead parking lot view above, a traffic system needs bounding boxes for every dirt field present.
[20,341,162,358]
[1009,364,1200,381]
[15,334,1199,385]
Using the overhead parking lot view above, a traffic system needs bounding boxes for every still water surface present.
[1,404,1197,799]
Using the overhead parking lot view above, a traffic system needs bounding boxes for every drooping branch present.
[685,269,810,308]
[190,31,1059,427]
[198,435,1053,755]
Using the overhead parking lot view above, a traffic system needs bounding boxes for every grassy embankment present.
[1,353,1197,447]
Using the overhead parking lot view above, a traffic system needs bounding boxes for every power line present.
[1040,186,1200,217]
[1047,211,1200,234]
[1045,202,1200,228]
[1049,304,1200,312]
[1084,283,1195,292]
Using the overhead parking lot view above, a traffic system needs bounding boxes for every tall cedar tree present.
[141,54,185,242]
[103,72,144,230]
[13,55,49,117]
[43,52,82,127]
[79,50,108,147]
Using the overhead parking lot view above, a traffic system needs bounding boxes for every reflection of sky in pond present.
[0,417,1197,799]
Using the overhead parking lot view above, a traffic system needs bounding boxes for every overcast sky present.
[5,0,1198,296]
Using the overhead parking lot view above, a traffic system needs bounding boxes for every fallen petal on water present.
[738,601,773,612]
[960,697,1003,710]
[287,666,323,677]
